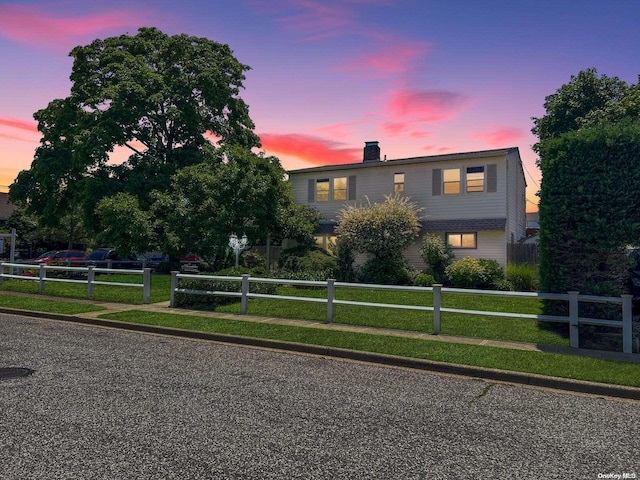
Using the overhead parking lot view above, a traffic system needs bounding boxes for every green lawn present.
[215,285,568,347]
[0,277,635,388]
[1,274,569,346]
[0,273,171,304]
[99,310,640,388]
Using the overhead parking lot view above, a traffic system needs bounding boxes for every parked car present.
[181,254,203,263]
[31,250,87,266]
[86,248,144,269]
[141,252,167,269]
[28,250,57,264]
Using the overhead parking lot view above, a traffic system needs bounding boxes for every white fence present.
[169,272,635,354]
[0,262,152,304]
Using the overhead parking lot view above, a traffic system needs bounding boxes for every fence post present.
[568,291,579,349]
[142,268,151,304]
[622,294,633,354]
[326,278,335,324]
[241,274,249,314]
[432,284,442,334]
[87,266,95,297]
[38,264,46,294]
[0,262,3,285]
[169,271,179,307]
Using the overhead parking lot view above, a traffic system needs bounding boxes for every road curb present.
[2,306,639,401]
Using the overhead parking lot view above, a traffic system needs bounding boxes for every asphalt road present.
[1,313,639,479]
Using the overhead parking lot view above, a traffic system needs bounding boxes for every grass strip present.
[0,293,105,315]
[99,310,640,388]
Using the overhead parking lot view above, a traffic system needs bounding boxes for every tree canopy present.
[532,68,640,299]
[532,68,628,148]
[10,27,260,238]
[9,28,316,261]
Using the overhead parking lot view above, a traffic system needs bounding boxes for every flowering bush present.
[336,194,422,260]
[445,257,505,289]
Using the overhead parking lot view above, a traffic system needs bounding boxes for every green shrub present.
[243,250,267,271]
[334,240,356,282]
[506,263,540,291]
[446,257,485,288]
[419,234,454,282]
[413,272,436,287]
[493,278,514,291]
[445,257,505,289]
[156,261,182,274]
[276,269,335,282]
[478,259,505,287]
[358,256,413,285]
[173,267,276,309]
[277,246,337,279]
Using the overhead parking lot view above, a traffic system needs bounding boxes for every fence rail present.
[169,272,635,354]
[0,262,152,304]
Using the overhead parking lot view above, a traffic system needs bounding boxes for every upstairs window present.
[466,166,485,192]
[443,168,460,194]
[394,173,405,193]
[316,179,329,202]
[333,177,347,201]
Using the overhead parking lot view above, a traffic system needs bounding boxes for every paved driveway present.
[1,313,639,479]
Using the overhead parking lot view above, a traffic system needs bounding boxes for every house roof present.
[0,193,16,221]
[288,147,520,175]
[316,218,507,234]
[421,218,507,232]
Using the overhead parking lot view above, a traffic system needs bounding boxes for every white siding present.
[290,155,509,223]
[404,231,507,269]
[454,230,507,266]
[288,148,526,267]
[505,150,527,244]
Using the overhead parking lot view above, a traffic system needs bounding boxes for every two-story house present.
[287,142,527,267]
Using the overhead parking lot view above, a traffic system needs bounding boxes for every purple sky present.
[1,0,639,211]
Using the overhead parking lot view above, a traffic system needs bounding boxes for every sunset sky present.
[1,1,639,211]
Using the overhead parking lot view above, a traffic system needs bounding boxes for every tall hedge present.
[538,122,640,300]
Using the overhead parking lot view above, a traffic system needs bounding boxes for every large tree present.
[96,146,319,266]
[532,69,640,303]
[10,27,259,239]
[531,68,628,148]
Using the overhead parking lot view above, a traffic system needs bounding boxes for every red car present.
[31,250,87,266]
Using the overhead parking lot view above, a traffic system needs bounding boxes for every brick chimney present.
[363,141,380,162]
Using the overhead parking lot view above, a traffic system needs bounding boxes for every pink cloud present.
[472,127,525,147]
[0,4,152,49]
[381,122,408,136]
[259,133,360,165]
[254,0,355,40]
[0,132,34,142]
[423,145,452,153]
[387,88,470,122]
[335,41,428,77]
[314,121,360,139]
[249,0,392,40]
[0,117,38,132]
